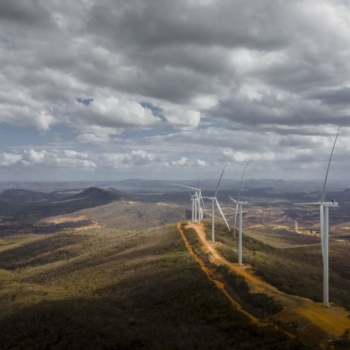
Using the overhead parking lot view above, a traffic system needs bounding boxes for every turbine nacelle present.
[229,196,248,204]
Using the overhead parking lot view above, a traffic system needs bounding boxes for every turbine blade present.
[215,166,226,197]
[294,202,321,207]
[202,170,219,189]
[229,196,237,203]
[321,127,340,203]
[200,191,207,213]
[174,184,200,191]
[238,161,250,202]
[215,198,231,231]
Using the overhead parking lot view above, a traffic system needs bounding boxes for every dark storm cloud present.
[309,88,350,106]
[0,0,52,25]
[85,0,290,50]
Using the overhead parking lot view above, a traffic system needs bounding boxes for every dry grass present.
[48,200,189,230]
[0,220,315,349]
[207,220,350,313]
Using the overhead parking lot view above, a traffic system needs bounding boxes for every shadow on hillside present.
[23,244,173,284]
[0,298,145,350]
[0,234,85,270]
[0,289,314,350]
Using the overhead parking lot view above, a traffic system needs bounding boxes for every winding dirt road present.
[180,221,350,338]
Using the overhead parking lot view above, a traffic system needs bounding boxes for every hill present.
[0,187,138,221]
[67,187,129,201]
[48,201,190,231]
[0,223,312,349]
[0,189,51,202]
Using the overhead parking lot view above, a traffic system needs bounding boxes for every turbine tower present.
[294,127,340,307]
[203,167,231,242]
[190,193,195,222]
[229,161,249,266]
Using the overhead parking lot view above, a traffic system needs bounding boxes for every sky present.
[1,0,350,182]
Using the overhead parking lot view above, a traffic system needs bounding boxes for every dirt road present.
[184,222,350,337]
[294,220,303,234]
[177,223,259,324]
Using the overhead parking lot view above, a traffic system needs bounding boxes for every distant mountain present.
[0,178,349,193]
[66,187,133,203]
[0,189,82,203]
[0,189,51,202]
[0,187,137,220]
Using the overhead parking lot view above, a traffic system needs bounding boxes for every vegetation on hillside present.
[181,223,283,319]
[0,223,316,349]
[208,220,350,312]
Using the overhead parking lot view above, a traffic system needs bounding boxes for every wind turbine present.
[203,167,231,242]
[229,161,250,266]
[294,127,340,307]
[175,184,202,223]
[175,173,217,224]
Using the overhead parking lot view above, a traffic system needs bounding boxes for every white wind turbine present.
[229,161,250,266]
[176,176,213,224]
[294,127,340,308]
[203,167,231,242]
[175,183,202,223]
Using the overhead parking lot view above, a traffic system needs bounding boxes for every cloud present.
[69,96,162,129]
[1,0,350,180]
[5,149,98,169]
[76,125,123,143]
[0,153,22,166]
[122,150,163,166]
[164,109,200,129]
[0,0,52,27]
[171,157,207,167]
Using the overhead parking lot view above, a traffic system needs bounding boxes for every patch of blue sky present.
[76,97,94,106]
[139,101,166,122]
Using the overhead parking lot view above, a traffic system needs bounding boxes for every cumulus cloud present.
[0,149,97,169]
[69,97,162,129]
[122,150,163,166]
[171,157,207,167]
[76,126,123,143]
[1,0,350,179]
[0,153,22,166]
[164,109,201,129]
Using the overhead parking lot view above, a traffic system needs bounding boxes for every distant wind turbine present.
[203,166,231,242]
[229,161,250,266]
[294,127,340,307]
[175,172,218,224]
[175,184,202,223]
